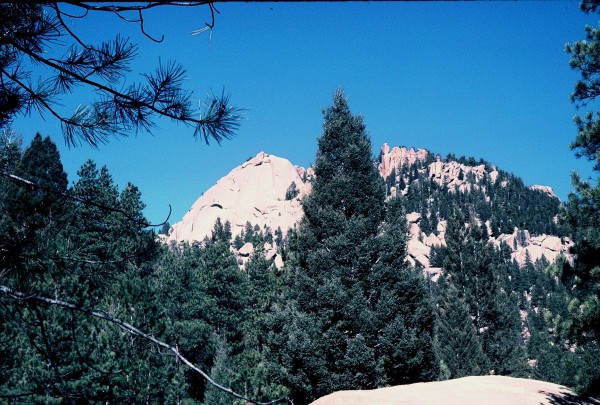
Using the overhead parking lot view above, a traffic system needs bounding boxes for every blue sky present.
[10,2,598,225]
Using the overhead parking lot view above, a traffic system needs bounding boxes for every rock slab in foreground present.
[309,375,598,405]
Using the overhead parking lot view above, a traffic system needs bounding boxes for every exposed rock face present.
[492,228,572,267]
[531,184,558,199]
[165,146,569,274]
[238,242,254,257]
[406,214,570,271]
[309,375,593,405]
[166,152,307,244]
[428,156,488,193]
[378,143,428,178]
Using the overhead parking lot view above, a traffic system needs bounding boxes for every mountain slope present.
[165,143,571,272]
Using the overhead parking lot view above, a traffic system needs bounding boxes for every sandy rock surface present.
[166,152,306,244]
[310,375,596,405]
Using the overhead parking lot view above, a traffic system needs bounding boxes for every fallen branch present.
[0,284,285,405]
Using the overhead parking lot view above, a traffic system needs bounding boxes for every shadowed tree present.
[560,0,600,396]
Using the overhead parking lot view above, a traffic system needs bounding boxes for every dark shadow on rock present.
[540,390,600,405]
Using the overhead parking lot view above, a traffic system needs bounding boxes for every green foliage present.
[435,277,488,379]
[436,207,528,378]
[285,181,300,200]
[387,151,565,238]
[0,133,68,286]
[0,3,242,146]
[0,59,591,403]
[159,221,171,235]
[211,217,232,243]
[269,89,437,403]
[559,1,600,396]
[0,135,180,402]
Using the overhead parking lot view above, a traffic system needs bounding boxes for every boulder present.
[238,242,254,257]
[309,375,592,405]
[406,212,421,224]
[425,233,442,247]
[407,239,431,268]
[540,235,562,252]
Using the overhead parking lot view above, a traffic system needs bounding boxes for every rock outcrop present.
[166,152,307,245]
[405,213,570,272]
[428,157,487,193]
[492,228,572,267]
[165,146,569,274]
[309,375,596,405]
[531,184,558,199]
[378,143,429,178]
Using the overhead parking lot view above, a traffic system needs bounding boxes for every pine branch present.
[1,3,242,147]
[9,38,242,146]
[0,284,287,405]
[0,170,172,228]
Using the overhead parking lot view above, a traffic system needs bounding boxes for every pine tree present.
[0,139,177,402]
[0,133,68,284]
[435,276,488,379]
[560,1,600,395]
[0,134,73,401]
[228,250,288,403]
[440,207,528,377]
[153,243,215,402]
[269,89,436,403]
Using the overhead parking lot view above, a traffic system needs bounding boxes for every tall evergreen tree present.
[0,133,68,285]
[561,0,600,395]
[435,276,488,379]
[269,89,437,403]
[0,138,180,402]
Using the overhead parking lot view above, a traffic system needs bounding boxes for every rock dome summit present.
[166,151,311,245]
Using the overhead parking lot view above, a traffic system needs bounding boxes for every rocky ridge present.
[165,145,570,273]
[404,213,571,281]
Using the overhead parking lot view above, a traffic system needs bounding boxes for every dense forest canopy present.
[0,90,596,404]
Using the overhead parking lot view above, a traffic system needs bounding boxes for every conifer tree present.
[0,138,177,402]
[269,89,436,403]
[435,276,488,379]
[439,207,528,377]
[561,0,600,394]
[153,243,216,401]
[0,133,68,284]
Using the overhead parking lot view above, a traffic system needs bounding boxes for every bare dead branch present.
[192,2,218,35]
[63,2,213,13]
[0,284,287,405]
[51,4,93,52]
[0,170,172,228]
[138,9,164,43]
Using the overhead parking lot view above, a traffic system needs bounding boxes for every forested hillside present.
[383,150,566,238]
[1,91,596,404]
